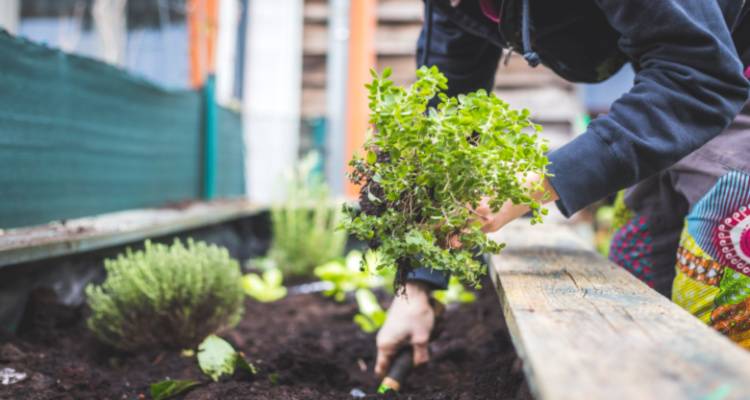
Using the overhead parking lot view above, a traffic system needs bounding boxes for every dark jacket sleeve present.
[548,0,750,217]
[408,2,502,290]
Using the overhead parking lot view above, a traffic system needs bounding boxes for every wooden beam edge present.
[0,200,262,268]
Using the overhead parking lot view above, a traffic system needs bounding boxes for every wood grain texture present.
[489,221,750,400]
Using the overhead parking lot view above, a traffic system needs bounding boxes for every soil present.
[0,281,530,400]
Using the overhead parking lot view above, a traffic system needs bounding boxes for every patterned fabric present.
[672,171,750,349]
[609,215,655,286]
[676,245,723,286]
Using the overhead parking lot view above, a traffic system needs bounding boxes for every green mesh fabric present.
[0,31,245,229]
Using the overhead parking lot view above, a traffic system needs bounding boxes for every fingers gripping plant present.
[344,66,550,287]
[86,240,245,351]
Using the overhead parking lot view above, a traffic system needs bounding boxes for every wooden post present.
[344,0,377,198]
[325,0,350,196]
[0,0,19,35]
[188,0,218,88]
[243,0,304,203]
[187,0,220,198]
[92,0,128,66]
[215,0,240,104]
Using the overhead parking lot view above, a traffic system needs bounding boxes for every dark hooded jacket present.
[408,0,750,288]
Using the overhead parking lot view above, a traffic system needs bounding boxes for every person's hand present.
[375,281,434,377]
[449,172,559,248]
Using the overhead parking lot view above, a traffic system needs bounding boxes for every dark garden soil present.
[0,281,530,400]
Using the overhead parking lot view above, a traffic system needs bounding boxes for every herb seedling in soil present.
[344,66,549,288]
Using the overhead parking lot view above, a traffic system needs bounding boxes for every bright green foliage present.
[197,335,239,381]
[195,335,256,381]
[268,152,347,276]
[86,240,245,351]
[344,66,550,286]
[314,250,393,302]
[150,379,201,400]
[434,276,477,305]
[612,190,633,231]
[353,288,386,333]
[241,268,287,302]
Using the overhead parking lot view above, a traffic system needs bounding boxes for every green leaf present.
[353,289,385,333]
[367,150,378,164]
[236,352,258,375]
[197,335,238,381]
[434,277,476,305]
[353,314,378,333]
[355,288,382,316]
[241,269,287,303]
[150,379,201,400]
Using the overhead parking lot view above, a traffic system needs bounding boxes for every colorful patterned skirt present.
[672,171,750,349]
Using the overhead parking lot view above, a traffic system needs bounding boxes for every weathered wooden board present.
[489,221,750,400]
[0,200,261,268]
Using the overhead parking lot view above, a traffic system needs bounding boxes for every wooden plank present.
[495,87,583,123]
[304,23,420,56]
[244,0,304,203]
[305,1,422,23]
[0,200,261,268]
[488,221,750,400]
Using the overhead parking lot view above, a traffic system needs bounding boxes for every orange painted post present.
[188,0,219,88]
[344,0,378,198]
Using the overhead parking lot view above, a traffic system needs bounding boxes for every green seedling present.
[314,250,391,302]
[353,288,387,333]
[344,66,549,287]
[242,268,287,303]
[197,335,257,381]
[150,335,257,398]
[267,152,347,276]
[434,276,476,305]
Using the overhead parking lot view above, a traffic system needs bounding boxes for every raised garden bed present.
[0,279,530,400]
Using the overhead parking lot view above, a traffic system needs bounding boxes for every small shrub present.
[86,239,245,351]
[267,152,347,276]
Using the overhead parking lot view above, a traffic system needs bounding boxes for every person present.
[375,0,750,377]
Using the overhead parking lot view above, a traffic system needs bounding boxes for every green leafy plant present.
[267,152,347,276]
[86,239,245,351]
[353,288,386,333]
[150,335,256,397]
[197,335,256,381]
[241,268,287,302]
[314,249,393,302]
[434,276,476,305]
[344,66,550,286]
